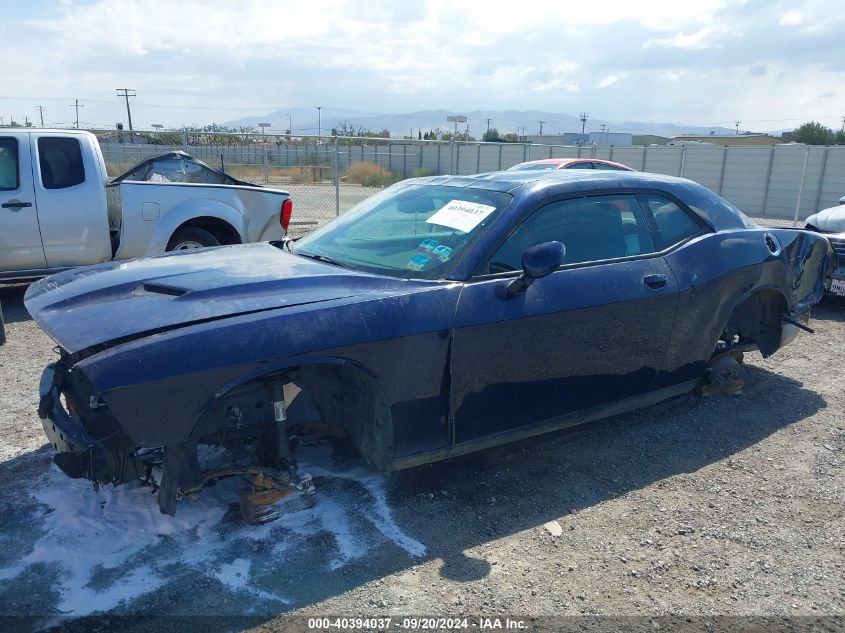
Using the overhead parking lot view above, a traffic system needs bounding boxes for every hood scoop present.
[140,282,189,297]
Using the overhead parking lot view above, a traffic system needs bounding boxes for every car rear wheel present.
[166,227,221,251]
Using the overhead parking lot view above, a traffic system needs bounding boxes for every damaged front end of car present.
[38,349,317,523]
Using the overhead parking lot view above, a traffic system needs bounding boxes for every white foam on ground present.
[0,446,425,616]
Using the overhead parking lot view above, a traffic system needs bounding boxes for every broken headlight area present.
[38,357,318,523]
[38,357,142,486]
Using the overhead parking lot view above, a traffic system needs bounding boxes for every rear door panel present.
[30,133,111,268]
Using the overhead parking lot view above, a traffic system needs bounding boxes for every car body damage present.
[26,171,836,519]
[110,150,255,187]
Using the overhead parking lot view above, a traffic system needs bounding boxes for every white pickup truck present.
[0,129,292,281]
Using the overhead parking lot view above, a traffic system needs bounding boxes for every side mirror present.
[505,241,565,298]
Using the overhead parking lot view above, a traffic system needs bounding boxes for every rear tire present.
[166,227,220,251]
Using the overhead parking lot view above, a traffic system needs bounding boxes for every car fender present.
[144,199,246,256]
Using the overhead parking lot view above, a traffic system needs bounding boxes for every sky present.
[1,0,843,134]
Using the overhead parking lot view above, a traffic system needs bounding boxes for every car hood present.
[806,204,845,233]
[25,242,413,354]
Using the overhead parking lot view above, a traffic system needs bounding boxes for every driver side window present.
[488,194,656,273]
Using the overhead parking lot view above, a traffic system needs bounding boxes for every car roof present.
[415,169,688,194]
[511,158,630,168]
[409,170,753,233]
[520,158,580,165]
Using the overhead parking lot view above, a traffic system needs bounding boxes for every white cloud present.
[644,26,719,50]
[596,75,621,88]
[1,0,845,131]
[779,11,803,26]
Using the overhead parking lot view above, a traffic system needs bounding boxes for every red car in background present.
[507,158,634,171]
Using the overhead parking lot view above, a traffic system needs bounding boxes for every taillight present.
[281,198,293,232]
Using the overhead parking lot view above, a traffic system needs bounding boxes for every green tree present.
[835,129,845,144]
[792,121,835,145]
[482,128,501,142]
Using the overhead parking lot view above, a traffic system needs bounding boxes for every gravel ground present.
[0,283,843,632]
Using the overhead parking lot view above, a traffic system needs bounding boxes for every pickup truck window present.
[0,137,18,191]
[38,137,85,190]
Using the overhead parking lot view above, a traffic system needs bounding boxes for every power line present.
[115,88,136,130]
[35,105,46,127]
[579,112,589,134]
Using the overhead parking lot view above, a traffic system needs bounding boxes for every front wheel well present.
[194,362,394,471]
[721,289,788,357]
[171,216,241,246]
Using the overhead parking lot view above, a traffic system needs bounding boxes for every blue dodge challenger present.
[26,170,836,519]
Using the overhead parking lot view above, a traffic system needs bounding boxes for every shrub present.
[344,162,397,187]
[225,165,319,184]
[412,168,435,178]
[105,161,135,178]
[277,167,315,183]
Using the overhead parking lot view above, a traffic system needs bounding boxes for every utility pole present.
[316,106,322,138]
[735,120,741,135]
[538,121,546,136]
[69,99,84,128]
[485,118,492,132]
[579,112,589,135]
[840,115,844,132]
[35,106,46,127]
[115,88,136,130]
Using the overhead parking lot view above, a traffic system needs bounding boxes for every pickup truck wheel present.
[166,227,221,251]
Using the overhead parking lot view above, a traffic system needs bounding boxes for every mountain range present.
[225,107,741,138]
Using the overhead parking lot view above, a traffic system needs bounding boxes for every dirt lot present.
[0,283,843,632]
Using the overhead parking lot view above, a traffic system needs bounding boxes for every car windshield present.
[293,182,512,279]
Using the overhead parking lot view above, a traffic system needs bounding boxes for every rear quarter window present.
[639,194,705,249]
[38,137,85,189]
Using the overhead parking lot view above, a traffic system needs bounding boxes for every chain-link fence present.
[94,129,845,236]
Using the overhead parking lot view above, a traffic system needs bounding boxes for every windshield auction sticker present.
[426,200,496,233]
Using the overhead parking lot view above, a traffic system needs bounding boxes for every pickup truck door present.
[0,133,47,271]
[29,133,111,268]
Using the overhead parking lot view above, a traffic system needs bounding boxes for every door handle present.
[2,201,32,209]
[643,273,668,289]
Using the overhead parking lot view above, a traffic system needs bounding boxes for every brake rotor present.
[696,350,745,397]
